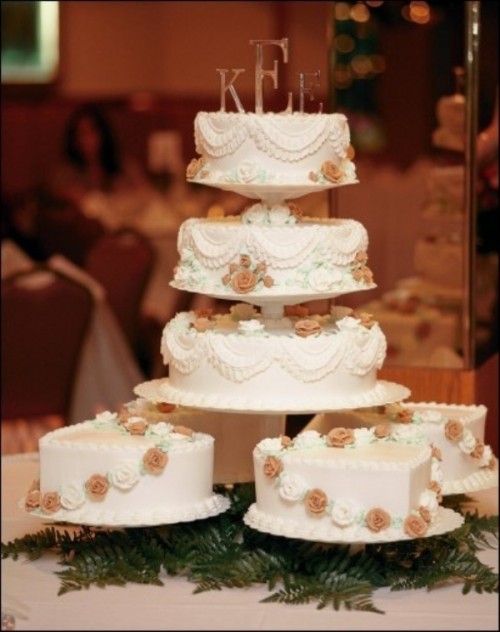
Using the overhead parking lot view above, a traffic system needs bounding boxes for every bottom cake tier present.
[155,306,411,413]
[307,402,498,495]
[244,426,464,543]
[20,411,229,527]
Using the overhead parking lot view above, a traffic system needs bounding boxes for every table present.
[2,454,498,631]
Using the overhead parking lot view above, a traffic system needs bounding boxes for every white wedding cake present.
[308,402,498,495]
[22,408,229,527]
[24,39,490,541]
[245,425,460,543]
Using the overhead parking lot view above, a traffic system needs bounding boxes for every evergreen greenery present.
[2,486,497,614]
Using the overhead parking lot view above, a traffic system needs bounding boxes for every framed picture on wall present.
[1,1,59,85]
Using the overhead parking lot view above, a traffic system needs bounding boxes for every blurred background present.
[1,1,498,447]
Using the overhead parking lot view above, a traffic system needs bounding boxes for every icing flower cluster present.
[351,250,374,285]
[383,404,497,470]
[222,254,274,294]
[242,201,303,226]
[257,427,443,538]
[24,411,194,516]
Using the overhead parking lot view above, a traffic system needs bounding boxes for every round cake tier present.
[171,207,375,305]
[22,414,230,528]
[134,378,410,415]
[187,111,358,203]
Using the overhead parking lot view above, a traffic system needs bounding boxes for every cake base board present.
[134,379,411,415]
[243,505,464,544]
[20,494,231,528]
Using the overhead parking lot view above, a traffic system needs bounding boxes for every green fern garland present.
[2,485,498,614]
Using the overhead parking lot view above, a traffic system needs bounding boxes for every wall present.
[58,1,329,102]
[1,1,330,195]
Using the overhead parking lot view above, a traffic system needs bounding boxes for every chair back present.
[1,266,94,421]
[85,228,155,348]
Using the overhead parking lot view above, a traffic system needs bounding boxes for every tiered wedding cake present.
[133,39,471,542]
[23,40,495,541]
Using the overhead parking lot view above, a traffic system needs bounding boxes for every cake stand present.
[135,173,465,545]
[186,178,358,205]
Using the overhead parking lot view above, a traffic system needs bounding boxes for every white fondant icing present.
[23,416,229,527]
[190,112,357,187]
[171,215,375,300]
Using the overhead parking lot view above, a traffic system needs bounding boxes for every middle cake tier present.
[135,305,410,413]
[170,203,376,305]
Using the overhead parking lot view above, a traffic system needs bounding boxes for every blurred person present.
[49,103,151,209]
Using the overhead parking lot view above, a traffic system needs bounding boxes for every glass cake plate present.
[243,505,465,544]
[442,468,499,496]
[134,379,411,415]
[20,494,231,529]
[187,179,358,205]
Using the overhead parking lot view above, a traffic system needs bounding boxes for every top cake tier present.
[186,111,358,202]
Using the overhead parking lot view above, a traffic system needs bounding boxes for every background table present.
[2,454,498,631]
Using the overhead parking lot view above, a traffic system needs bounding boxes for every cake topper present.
[216,38,322,114]
[298,71,321,114]
[216,68,246,113]
[250,38,289,114]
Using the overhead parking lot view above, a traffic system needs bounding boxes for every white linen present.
[46,256,144,423]
[1,455,498,631]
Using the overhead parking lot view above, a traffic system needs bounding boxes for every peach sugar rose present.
[263,455,283,479]
[25,489,41,511]
[186,157,205,179]
[470,440,485,459]
[173,425,193,437]
[373,424,391,439]
[41,491,62,514]
[444,419,464,442]
[326,427,355,448]
[280,434,293,448]
[231,269,257,294]
[321,161,342,182]
[294,319,322,338]
[192,317,213,333]
[85,474,109,501]
[125,418,149,435]
[305,488,328,515]
[404,513,429,538]
[143,447,168,475]
[365,507,391,532]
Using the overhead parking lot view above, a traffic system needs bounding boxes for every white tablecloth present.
[1,454,498,631]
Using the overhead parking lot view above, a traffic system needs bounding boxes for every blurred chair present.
[84,228,156,373]
[1,266,94,452]
[37,199,106,266]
